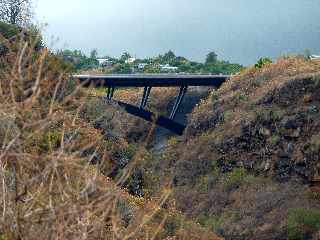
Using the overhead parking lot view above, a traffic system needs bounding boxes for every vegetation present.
[60,49,244,75]
[255,57,272,68]
[287,208,320,240]
[56,49,99,71]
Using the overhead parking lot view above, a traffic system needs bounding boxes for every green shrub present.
[268,134,280,145]
[198,215,224,233]
[121,143,139,159]
[223,168,247,189]
[220,110,234,123]
[0,21,43,51]
[235,92,249,103]
[41,129,61,151]
[164,215,181,236]
[197,170,220,193]
[210,90,219,101]
[255,57,272,69]
[287,208,320,240]
[222,168,257,190]
[0,21,20,38]
[312,75,320,88]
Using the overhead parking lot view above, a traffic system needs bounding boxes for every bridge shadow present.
[117,101,186,136]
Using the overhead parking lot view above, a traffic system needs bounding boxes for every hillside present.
[148,57,320,239]
[81,56,320,239]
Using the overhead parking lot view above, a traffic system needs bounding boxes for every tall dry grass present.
[0,30,177,240]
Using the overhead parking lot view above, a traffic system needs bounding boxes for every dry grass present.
[188,56,320,139]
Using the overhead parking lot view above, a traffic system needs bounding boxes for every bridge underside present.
[74,74,229,135]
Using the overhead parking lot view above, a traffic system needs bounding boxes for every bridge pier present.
[140,86,152,109]
[107,86,115,100]
[169,86,188,120]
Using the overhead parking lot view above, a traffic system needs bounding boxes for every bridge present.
[74,74,229,135]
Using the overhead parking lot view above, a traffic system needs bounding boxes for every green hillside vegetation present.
[60,49,244,75]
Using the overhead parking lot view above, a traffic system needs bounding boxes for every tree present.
[120,52,132,63]
[303,49,312,60]
[90,49,98,59]
[205,51,218,64]
[0,0,32,26]
[163,50,175,61]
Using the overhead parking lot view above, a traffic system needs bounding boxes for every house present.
[310,55,320,60]
[125,58,136,64]
[138,63,148,69]
[97,58,113,67]
[161,64,178,72]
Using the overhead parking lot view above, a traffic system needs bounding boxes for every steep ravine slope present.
[149,57,320,240]
[82,57,320,239]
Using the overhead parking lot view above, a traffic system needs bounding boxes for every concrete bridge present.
[74,74,229,135]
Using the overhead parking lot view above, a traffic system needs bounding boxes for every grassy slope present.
[155,57,320,239]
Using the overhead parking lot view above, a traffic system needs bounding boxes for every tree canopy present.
[0,0,33,26]
[205,51,218,64]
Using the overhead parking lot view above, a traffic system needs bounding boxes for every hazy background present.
[35,0,320,65]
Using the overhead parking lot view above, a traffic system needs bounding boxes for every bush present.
[223,168,247,189]
[0,21,20,39]
[287,208,320,240]
[255,57,272,69]
[222,168,257,190]
[198,215,224,233]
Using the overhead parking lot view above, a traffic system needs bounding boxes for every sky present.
[35,0,320,65]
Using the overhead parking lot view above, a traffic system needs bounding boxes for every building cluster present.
[96,57,179,72]
[97,58,114,68]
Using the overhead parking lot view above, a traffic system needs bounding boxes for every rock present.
[275,154,292,181]
[259,127,271,137]
[278,151,290,159]
[307,105,318,114]
[281,117,297,129]
[285,128,301,139]
[287,142,294,155]
[264,160,272,171]
[263,94,274,104]
[291,128,301,138]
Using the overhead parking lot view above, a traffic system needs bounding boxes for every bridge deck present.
[74,74,229,87]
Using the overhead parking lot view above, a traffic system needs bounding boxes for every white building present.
[161,64,178,72]
[125,58,136,64]
[138,63,148,69]
[97,58,113,67]
[310,55,320,60]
